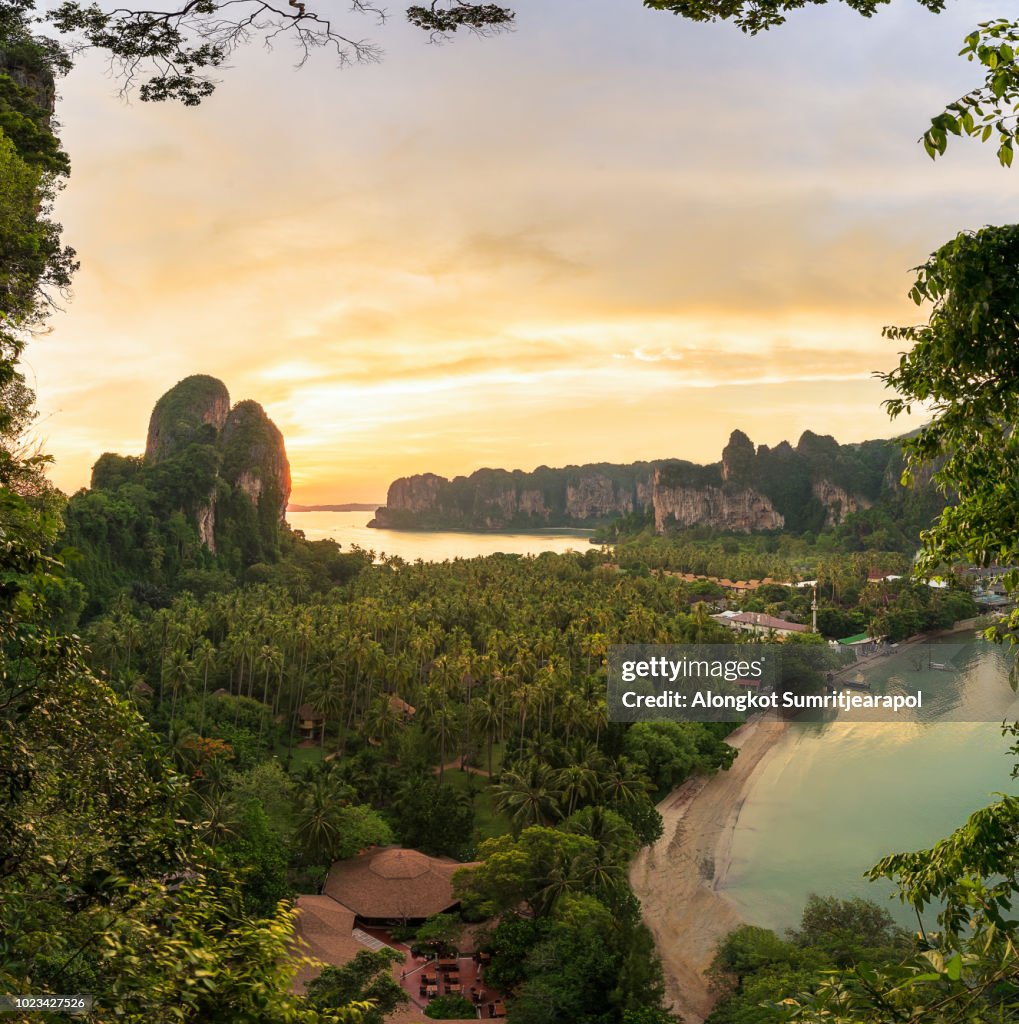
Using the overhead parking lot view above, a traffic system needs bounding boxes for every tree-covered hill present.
[60,375,367,617]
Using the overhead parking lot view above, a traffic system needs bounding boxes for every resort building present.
[292,846,493,1021]
[836,632,884,657]
[295,703,325,742]
[712,610,810,637]
[323,846,473,927]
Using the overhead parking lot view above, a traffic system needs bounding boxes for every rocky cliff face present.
[653,476,784,533]
[0,49,56,116]
[386,474,448,515]
[565,473,652,519]
[372,430,914,535]
[812,478,868,527]
[138,377,290,551]
[371,464,655,530]
[145,374,231,464]
[220,400,292,517]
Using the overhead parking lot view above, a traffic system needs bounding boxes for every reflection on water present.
[857,639,1019,722]
[286,510,598,561]
[723,634,1019,930]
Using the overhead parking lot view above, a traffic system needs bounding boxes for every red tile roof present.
[717,612,809,633]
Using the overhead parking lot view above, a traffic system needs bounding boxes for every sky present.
[23,0,1019,504]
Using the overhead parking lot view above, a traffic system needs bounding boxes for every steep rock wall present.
[652,475,784,533]
[140,378,290,551]
[812,478,869,527]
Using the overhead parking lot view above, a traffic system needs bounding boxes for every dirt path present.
[629,715,787,1024]
[433,758,491,778]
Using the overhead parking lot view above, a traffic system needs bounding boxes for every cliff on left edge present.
[62,375,293,614]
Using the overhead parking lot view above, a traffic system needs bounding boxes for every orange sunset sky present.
[24,0,1017,505]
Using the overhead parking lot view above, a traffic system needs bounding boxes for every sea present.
[286,510,599,561]
[722,633,1019,930]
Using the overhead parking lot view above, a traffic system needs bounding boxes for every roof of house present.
[323,847,477,920]
[838,632,876,645]
[389,695,416,716]
[291,896,471,1023]
[290,895,360,994]
[296,703,324,721]
[713,612,810,633]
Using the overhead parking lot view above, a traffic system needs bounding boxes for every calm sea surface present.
[286,510,598,561]
[722,634,1019,930]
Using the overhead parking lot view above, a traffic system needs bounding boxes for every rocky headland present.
[369,429,913,535]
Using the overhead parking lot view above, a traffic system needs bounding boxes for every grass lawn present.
[440,769,511,842]
[274,742,324,771]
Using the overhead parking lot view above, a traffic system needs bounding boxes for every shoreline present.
[629,714,789,1024]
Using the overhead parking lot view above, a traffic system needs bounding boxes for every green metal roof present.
[837,632,873,645]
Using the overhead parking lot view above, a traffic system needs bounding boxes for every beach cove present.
[632,631,1019,1024]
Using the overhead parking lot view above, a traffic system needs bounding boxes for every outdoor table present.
[493,1001,506,1017]
[438,958,457,970]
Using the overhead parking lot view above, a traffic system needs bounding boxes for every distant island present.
[288,503,382,512]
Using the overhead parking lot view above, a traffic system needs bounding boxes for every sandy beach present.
[629,715,788,1024]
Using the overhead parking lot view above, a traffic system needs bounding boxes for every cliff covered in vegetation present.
[59,375,362,615]
[369,429,939,537]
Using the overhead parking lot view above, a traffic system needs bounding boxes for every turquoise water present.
[722,636,1019,931]
[286,510,597,561]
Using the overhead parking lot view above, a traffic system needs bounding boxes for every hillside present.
[60,375,365,614]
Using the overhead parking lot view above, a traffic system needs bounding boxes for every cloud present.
[30,0,1001,499]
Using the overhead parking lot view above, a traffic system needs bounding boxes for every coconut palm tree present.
[493,760,560,834]
[194,638,217,737]
[294,777,343,862]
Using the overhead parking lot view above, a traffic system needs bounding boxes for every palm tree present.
[294,777,342,862]
[310,682,345,751]
[194,639,217,737]
[165,648,193,734]
[493,760,560,834]
[470,697,499,776]
[193,791,238,846]
[691,601,712,642]
[602,758,651,807]
[364,694,402,749]
[556,762,598,817]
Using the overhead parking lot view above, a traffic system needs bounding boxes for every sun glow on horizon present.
[25,1,1008,504]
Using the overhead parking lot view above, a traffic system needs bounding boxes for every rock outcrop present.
[0,47,56,116]
[370,429,920,535]
[653,476,784,533]
[371,464,656,530]
[811,479,868,527]
[133,376,290,552]
[385,474,448,515]
[220,400,292,517]
[145,374,231,464]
